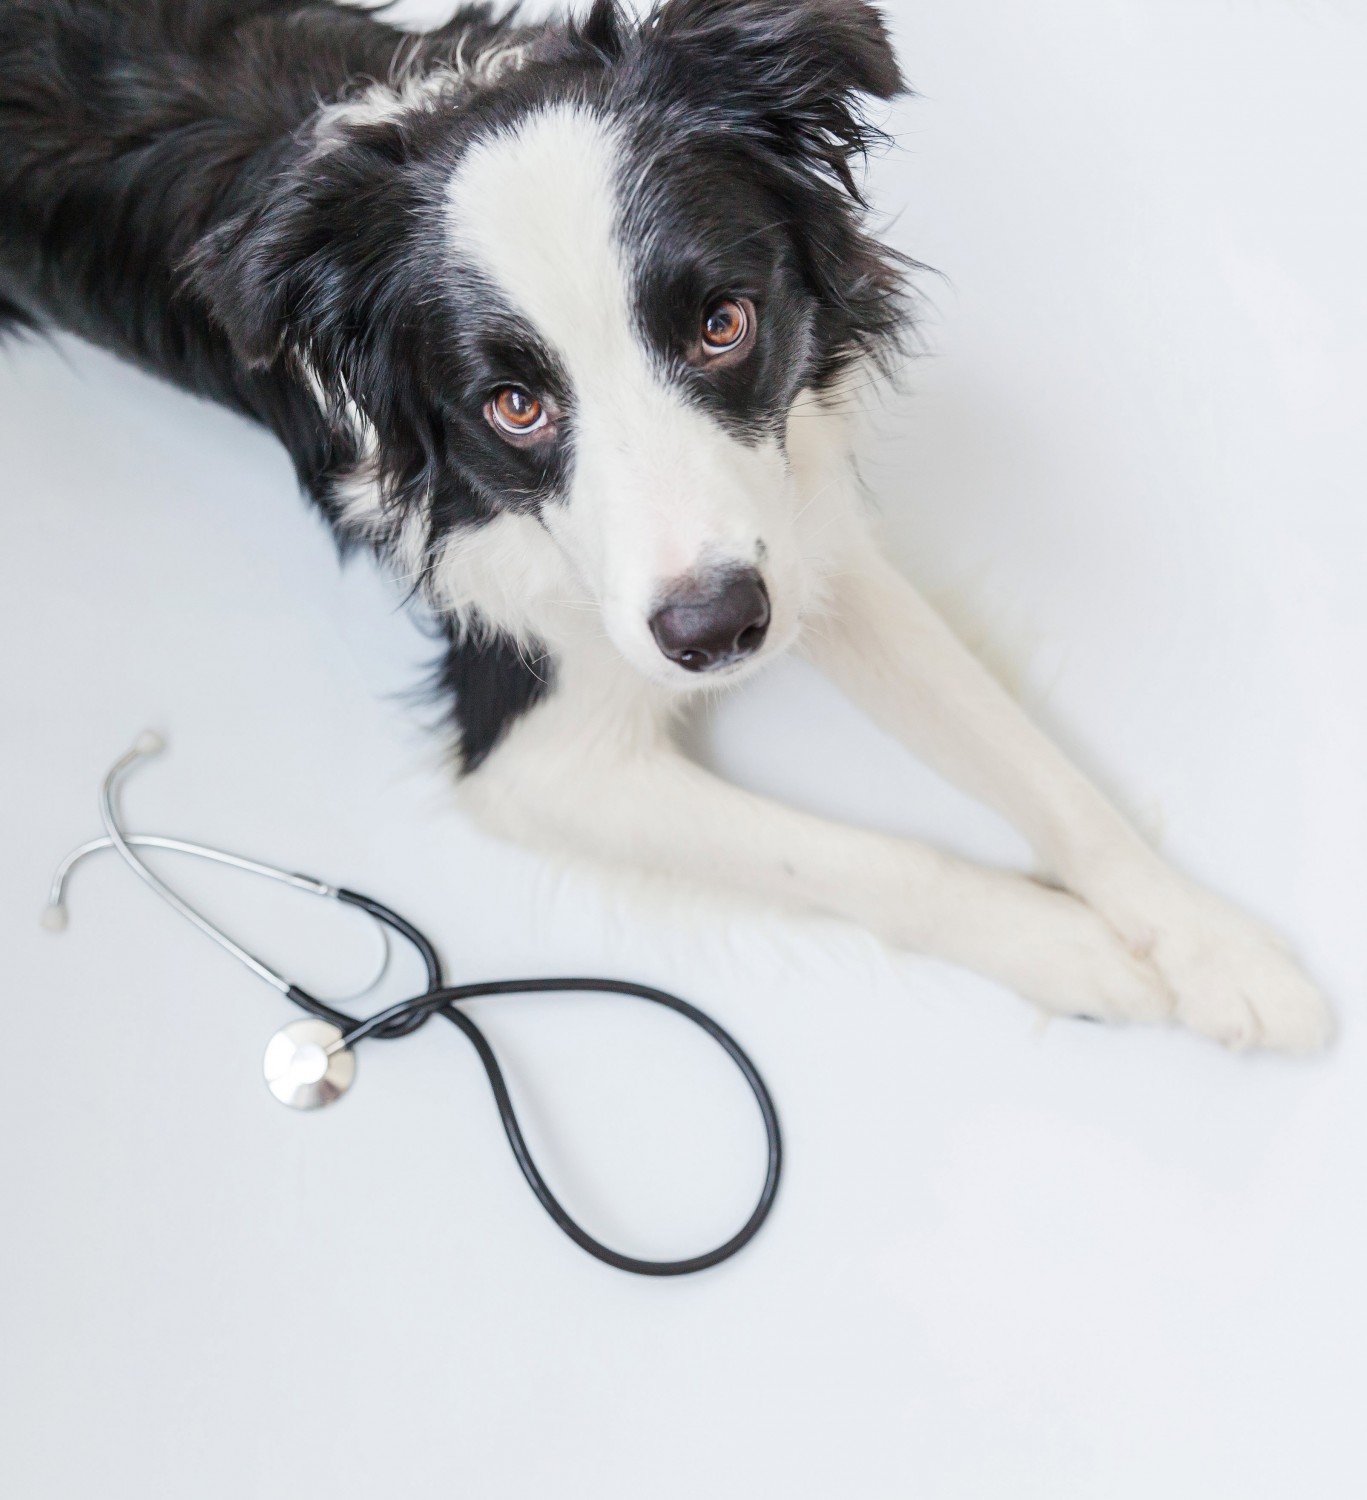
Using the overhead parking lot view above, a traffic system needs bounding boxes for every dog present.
[0,0,1333,1050]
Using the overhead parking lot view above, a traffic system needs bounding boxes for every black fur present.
[0,0,908,764]
[432,621,554,772]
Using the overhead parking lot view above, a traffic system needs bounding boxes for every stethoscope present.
[43,733,782,1277]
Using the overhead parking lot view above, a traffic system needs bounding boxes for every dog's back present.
[0,0,504,414]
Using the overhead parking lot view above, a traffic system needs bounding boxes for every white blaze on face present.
[445,103,804,682]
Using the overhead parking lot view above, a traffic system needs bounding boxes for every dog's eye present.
[486,385,548,439]
[700,298,753,358]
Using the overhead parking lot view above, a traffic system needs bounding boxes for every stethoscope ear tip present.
[40,904,68,933]
[132,729,166,758]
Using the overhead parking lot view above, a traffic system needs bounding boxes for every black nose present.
[649,570,771,672]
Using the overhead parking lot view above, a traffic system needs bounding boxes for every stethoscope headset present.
[43,733,782,1277]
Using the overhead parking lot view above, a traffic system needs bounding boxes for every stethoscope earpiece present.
[43,733,783,1276]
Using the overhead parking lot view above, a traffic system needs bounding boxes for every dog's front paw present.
[1095,873,1333,1053]
[945,876,1176,1028]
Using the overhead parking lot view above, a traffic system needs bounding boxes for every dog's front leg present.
[458,653,1172,1028]
[801,531,1332,1052]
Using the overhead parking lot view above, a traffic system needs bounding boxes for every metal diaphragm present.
[263,1019,355,1109]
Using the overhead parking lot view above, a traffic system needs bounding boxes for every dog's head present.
[191,0,907,688]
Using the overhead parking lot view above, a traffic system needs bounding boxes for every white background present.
[3,2,1366,1496]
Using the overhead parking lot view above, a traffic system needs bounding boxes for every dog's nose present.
[649,570,771,672]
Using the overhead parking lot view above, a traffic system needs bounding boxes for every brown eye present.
[700,297,752,356]
[486,385,547,438]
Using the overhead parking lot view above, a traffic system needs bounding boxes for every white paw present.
[1096,873,1333,1053]
[983,881,1176,1028]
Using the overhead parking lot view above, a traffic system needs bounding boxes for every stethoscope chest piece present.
[263,1019,354,1110]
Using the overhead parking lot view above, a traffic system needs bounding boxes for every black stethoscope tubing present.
[290,889,784,1277]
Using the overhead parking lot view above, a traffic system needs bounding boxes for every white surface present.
[3,2,1366,1496]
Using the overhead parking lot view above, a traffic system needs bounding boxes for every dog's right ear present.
[183,122,414,371]
[641,0,904,198]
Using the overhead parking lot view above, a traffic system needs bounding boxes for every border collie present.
[0,0,1332,1050]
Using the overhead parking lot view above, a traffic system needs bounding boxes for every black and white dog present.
[0,0,1332,1049]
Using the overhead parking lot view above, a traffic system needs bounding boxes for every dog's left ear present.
[641,0,904,197]
[183,121,415,372]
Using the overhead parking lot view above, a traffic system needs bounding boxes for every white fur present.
[796,515,1333,1051]
[310,38,531,153]
[367,91,1333,1054]
[459,383,1332,1051]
